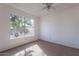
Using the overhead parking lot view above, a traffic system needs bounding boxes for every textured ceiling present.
[6,3,79,17]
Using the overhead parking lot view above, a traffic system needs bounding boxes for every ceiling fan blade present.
[41,3,55,10]
[42,3,54,7]
[50,6,56,10]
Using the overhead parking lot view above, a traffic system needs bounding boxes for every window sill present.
[10,34,34,40]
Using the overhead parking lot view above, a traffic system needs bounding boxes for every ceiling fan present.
[42,3,54,10]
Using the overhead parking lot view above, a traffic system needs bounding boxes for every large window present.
[10,14,34,39]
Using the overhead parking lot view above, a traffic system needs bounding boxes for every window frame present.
[10,14,35,39]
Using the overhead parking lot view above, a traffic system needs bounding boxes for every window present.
[10,14,34,39]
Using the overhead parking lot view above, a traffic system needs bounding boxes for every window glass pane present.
[24,18,34,36]
[10,14,34,39]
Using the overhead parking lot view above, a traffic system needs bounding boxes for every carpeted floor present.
[0,40,79,56]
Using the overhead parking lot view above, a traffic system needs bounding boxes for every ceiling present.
[6,3,79,17]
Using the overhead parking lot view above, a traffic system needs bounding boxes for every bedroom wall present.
[0,4,40,52]
[40,4,79,49]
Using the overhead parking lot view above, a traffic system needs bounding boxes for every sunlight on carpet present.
[13,44,47,56]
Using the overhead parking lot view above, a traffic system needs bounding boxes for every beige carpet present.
[1,40,79,56]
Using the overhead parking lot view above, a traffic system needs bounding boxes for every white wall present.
[40,5,79,49]
[0,4,40,52]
